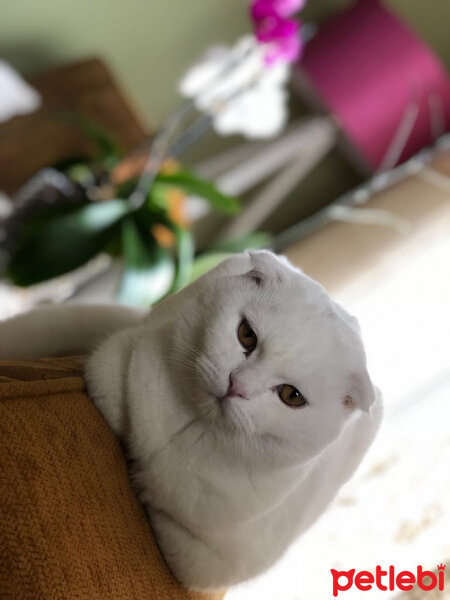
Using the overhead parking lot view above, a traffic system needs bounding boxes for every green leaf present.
[190,252,233,282]
[147,182,170,211]
[169,225,194,292]
[65,163,96,187]
[116,178,138,200]
[134,204,194,293]
[155,170,240,215]
[118,218,175,306]
[211,231,272,253]
[7,200,129,286]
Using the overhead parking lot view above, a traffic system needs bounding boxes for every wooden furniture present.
[0,58,149,195]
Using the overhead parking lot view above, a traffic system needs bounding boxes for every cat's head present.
[171,250,376,466]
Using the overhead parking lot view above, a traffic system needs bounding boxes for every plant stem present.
[129,101,196,209]
[128,39,260,208]
[170,114,213,158]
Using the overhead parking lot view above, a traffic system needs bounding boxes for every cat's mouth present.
[203,383,251,430]
[217,392,248,404]
[214,393,230,411]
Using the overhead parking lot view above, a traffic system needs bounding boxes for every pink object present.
[255,15,299,43]
[250,0,305,65]
[255,16,302,64]
[226,374,249,400]
[251,0,305,20]
[298,0,450,171]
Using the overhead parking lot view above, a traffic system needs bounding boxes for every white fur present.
[0,303,145,359]
[0,251,382,590]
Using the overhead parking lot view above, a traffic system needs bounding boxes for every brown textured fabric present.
[0,357,224,600]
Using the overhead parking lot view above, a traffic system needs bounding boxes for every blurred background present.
[0,0,449,598]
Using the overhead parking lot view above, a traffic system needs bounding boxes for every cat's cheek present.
[237,395,276,436]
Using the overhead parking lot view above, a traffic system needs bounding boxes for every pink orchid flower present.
[251,0,305,20]
[254,16,302,64]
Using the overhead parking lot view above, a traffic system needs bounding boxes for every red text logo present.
[331,564,446,597]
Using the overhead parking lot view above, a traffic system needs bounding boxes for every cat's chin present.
[215,396,255,435]
[194,391,254,436]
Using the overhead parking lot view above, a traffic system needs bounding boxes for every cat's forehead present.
[209,251,355,341]
[244,266,332,318]
[245,271,357,351]
[247,288,336,341]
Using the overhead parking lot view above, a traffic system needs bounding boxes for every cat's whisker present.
[170,333,204,359]
[168,355,199,374]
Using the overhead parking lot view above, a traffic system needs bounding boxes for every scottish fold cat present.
[0,251,382,590]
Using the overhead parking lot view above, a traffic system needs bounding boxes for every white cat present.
[0,251,382,590]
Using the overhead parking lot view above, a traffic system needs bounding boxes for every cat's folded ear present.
[213,250,295,283]
[213,252,254,277]
[343,369,376,413]
[244,250,297,285]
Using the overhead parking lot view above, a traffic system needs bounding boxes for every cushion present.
[0,356,224,600]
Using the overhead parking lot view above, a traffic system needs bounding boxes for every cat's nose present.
[227,374,249,400]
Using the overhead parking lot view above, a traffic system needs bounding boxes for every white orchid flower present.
[180,36,290,139]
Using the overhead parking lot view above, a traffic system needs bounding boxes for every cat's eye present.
[237,319,257,355]
[277,384,308,408]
